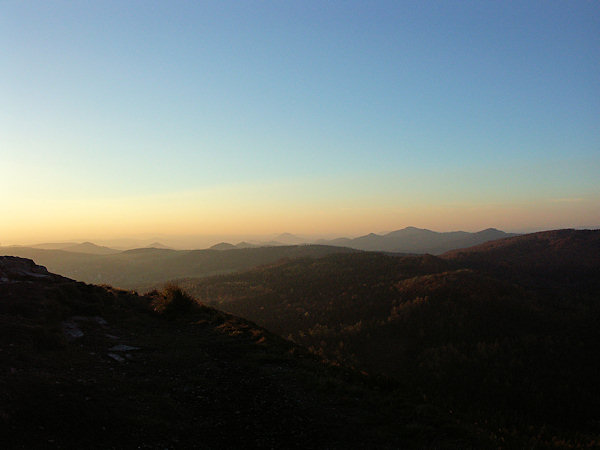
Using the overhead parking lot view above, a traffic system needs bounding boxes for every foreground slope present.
[180,230,600,447]
[0,256,479,449]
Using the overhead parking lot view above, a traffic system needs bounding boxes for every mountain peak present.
[210,242,236,250]
[146,242,171,249]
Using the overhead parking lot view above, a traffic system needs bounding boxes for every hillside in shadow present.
[442,228,600,292]
[178,230,600,447]
[0,256,482,449]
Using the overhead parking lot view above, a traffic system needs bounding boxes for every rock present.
[62,316,108,340]
[62,321,84,340]
[107,353,125,362]
[0,256,51,282]
[109,344,140,352]
[93,316,108,325]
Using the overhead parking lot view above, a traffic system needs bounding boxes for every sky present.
[1,1,599,246]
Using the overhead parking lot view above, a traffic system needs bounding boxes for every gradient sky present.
[1,1,599,245]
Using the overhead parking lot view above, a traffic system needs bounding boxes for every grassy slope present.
[0,267,482,449]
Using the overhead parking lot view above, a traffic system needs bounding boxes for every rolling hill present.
[24,242,120,254]
[29,242,79,250]
[60,242,121,255]
[0,245,358,290]
[442,228,600,291]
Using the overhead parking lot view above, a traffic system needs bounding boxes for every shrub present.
[151,284,197,317]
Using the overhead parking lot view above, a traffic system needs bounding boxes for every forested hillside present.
[177,230,600,447]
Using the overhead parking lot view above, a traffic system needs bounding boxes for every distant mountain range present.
[26,241,166,253]
[0,226,520,289]
[210,227,518,254]
[314,226,519,254]
[23,241,120,255]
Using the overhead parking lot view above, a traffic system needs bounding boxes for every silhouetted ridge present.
[121,247,176,255]
[477,227,501,233]
[317,226,517,253]
[145,242,171,249]
[54,242,120,255]
[442,228,600,291]
[209,242,237,250]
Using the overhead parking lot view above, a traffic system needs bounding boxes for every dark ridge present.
[442,228,600,291]
[0,257,482,449]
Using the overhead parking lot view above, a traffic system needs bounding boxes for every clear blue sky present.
[1,1,599,244]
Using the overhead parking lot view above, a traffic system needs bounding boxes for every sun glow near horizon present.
[2,169,598,246]
[1,1,599,246]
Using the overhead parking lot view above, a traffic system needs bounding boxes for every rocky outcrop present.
[0,256,51,282]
